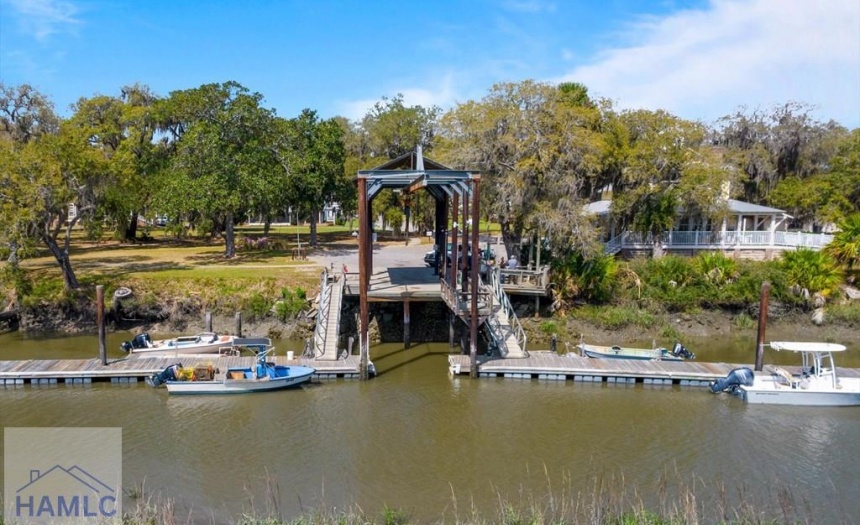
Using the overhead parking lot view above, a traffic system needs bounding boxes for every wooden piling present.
[403,300,411,348]
[97,285,106,366]
[469,179,480,378]
[358,177,370,380]
[235,312,242,337]
[205,311,213,332]
[755,281,770,371]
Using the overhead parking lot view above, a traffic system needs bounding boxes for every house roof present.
[586,198,788,217]
[726,199,786,215]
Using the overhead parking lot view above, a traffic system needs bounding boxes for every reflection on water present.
[1,333,859,522]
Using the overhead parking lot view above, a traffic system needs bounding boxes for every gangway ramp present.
[313,269,345,360]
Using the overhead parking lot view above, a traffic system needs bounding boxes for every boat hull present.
[164,366,315,395]
[579,344,684,361]
[129,334,236,356]
[740,377,860,406]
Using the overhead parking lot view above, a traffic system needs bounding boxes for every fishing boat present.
[121,332,237,356]
[147,348,315,395]
[710,341,860,406]
[578,341,694,361]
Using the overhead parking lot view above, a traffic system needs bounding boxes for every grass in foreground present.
[114,472,831,525]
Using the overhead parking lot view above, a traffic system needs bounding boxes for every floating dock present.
[4,351,859,388]
[0,355,363,386]
[448,351,860,386]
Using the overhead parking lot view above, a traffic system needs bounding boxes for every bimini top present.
[771,341,847,353]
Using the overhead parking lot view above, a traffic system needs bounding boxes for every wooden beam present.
[470,179,480,378]
[450,192,459,289]
[358,178,370,380]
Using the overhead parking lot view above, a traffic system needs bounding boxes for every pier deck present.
[0,355,362,385]
[448,351,860,386]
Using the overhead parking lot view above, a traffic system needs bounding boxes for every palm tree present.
[694,251,738,286]
[824,213,860,277]
[781,248,843,301]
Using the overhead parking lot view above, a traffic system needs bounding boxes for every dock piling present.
[755,281,770,371]
[205,311,213,332]
[235,311,242,337]
[403,300,411,348]
[97,285,106,366]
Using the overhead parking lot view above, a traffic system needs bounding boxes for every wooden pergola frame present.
[356,148,482,378]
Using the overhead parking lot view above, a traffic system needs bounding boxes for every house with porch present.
[588,198,834,260]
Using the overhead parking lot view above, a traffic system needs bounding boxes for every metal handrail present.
[312,268,332,358]
[440,280,493,317]
[488,268,528,357]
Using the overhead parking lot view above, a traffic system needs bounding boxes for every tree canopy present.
[1,79,858,294]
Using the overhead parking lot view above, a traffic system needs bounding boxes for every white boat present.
[121,332,237,356]
[712,341,860,406]
[147,349,315,395]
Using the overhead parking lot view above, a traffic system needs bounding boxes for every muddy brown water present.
[1,331,859,523]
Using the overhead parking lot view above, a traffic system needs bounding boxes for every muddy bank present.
[7,294,860,350]
[12,296,315,341]
[521,308,860,350]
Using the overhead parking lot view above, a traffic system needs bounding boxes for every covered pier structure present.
[356,148,500,378]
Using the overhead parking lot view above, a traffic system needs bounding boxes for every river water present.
[1,331,859,523]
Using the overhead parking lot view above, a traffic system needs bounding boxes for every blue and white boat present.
[147,349,315,395]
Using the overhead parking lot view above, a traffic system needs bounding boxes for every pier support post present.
[403,300,411,348]
[358,177,370,380]
[449,312,456,347]
[205,311,213,332]
[235,312,242,337]
[97,285,107,366]
[755,281,770,371]
[469,178,480,378]
[450,193,459,289]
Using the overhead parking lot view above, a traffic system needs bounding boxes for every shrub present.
[539,320,558,334]
[551,252,618,304]
[274,287,307,321]
[780,248,843,300]
[243,292,271,320]
[694,251,738,286]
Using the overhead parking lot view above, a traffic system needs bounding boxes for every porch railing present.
[605,230,833,252]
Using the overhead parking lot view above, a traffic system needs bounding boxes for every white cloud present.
[335,74,460,122]
[5,0,81,41]
[559,0,860,126]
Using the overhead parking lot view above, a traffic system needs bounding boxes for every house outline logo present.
[13,464,118,521]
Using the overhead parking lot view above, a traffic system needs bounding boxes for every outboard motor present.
[121,333,152,352]
[146,363,182,387]
[671,342,695,360]
[709,367,755,394]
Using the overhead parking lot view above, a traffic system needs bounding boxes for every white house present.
[588,198,833,260]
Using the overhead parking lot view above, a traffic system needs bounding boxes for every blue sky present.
[1,0,858,128]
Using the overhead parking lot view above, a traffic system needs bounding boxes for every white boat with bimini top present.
[710,341,860,406]
[120,332,237,356]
